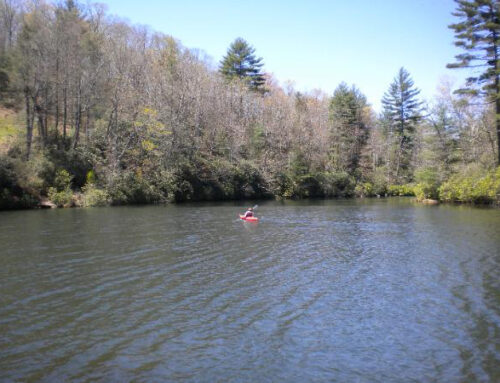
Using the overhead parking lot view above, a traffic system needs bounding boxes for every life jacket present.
[245,211,253,217]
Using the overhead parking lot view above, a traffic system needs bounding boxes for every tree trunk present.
[25,88,33,160]
[55,56,60,144]
[44,86,49,141]
[490,2,499,166]
[495,34,499,165]
[63,86,67,143]
[395,135,404,183]
[85,108,90,142]
[73,80,82,149]
[496,96,500,165]
[55,91,59,146]
[35,101,46,148]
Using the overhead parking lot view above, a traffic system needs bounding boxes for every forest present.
[0,0,499,209]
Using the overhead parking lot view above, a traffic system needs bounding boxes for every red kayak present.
[239,214,259,222]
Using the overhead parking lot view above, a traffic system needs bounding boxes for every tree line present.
[0,0,498,209]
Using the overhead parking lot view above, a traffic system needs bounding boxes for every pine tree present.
[447,0,500,165]
[329,83,368,172]
[219,37,265,92]
[381,67,422,183]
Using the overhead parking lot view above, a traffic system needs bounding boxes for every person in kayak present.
[243,207,254,218]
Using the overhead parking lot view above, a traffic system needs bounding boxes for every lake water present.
[1,198,500,382]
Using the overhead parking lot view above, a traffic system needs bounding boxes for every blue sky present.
[99,0,468,111]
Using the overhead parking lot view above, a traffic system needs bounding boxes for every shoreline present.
[2,195,498,212]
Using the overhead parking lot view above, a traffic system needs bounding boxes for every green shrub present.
[44,146,92,188]
[48,186,73,207]
[322,171,355,197]
[82,183,110,207]
[272,171,355,199]
[108,172,166,205]
[471,173,498,203]
[412,168,440,201]
[0,185,38,209]
[172,156,269,202]
[355,182,374,197]
[5,150,54,197]
[387,185,397,196]
[47,169,74,207]
[154,170,178,203]
[294,173,322,198]
[0,154,42,209]
[86,170,96,185]
[371,167,388,195]
[233,160,268,199]
[438,166,500,204]
[272,172,294,198]
[415,168,439,185]
[414,183,438,201]
[53,169,73,191]
[387,184,415,197]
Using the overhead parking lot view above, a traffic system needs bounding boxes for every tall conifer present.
[219,37,265,92]
[447,0,500,165]
[329,83,368,172]
[381,68,422,182]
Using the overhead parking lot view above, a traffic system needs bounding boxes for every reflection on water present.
[1,198,500,382]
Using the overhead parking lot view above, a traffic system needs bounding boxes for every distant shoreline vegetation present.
[2,163,499,210]
[0,0,499,210]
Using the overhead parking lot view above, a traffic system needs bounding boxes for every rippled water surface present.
[1,199,500,382]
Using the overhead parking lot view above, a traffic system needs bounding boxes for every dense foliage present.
[0,0,498,209]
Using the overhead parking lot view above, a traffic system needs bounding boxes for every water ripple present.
[1,200,500,382]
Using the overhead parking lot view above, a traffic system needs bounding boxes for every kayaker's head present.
[248,207,253,211]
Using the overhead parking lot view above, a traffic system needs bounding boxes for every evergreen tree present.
[447,0,500,165]
[328,83,368,173]
[219,37,265,92]
[381,67,422,183]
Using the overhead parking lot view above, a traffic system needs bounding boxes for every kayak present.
[239,214,259,222]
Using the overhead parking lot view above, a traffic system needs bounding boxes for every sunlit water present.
[1,198,500,382]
